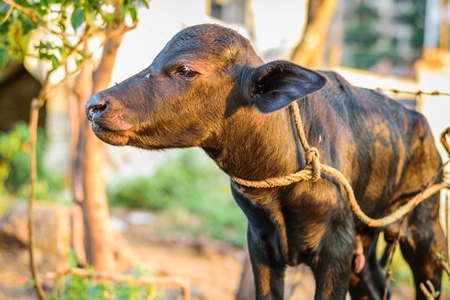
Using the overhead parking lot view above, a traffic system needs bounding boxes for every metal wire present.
[376,88,450,97]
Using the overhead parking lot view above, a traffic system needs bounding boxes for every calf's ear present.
[248,61,326,113]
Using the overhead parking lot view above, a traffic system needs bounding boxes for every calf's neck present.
[86,24,446,300]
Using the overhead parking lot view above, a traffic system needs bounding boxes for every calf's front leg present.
[309,216,355,300]
[247,227,286,300]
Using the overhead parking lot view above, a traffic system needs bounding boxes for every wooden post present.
[440,0,449,49]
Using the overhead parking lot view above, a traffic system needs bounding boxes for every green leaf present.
[0,48,8,68]
[129,7,137,23]
[50,54,59,70]
[38,40,45,49]
[71,8,85,30]
[142,0,150,9]
[0,2,10,14]
[120,4,128,21]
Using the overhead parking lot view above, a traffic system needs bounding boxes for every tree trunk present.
[82,124,115,271]
[72,59,94,266]
[291,0,339,69]
[70,26,128,271]
[80,29,128,271]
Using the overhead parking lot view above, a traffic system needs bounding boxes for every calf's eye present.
[177,66,198,78]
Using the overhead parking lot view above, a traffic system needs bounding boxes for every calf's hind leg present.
[348,234,388,300]
[399,195,446,300]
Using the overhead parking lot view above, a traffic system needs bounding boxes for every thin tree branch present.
[26,32,90,299]
[28,69,53,300]
[28,100,45,300]
[2,0,40,24]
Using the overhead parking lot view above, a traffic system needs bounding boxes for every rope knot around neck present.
[306,147,321,182]
[306,147,320,163]
[230,102,448,228]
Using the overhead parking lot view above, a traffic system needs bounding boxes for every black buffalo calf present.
[86,24,446,299]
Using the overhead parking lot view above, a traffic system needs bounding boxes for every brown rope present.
[231,102,449,228]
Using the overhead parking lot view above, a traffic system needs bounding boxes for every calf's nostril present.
[89,103,107,115]
[86,95,109,121]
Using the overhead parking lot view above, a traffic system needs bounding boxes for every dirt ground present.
[0,208,442,300]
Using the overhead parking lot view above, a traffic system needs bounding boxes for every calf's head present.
[86,24,326,150]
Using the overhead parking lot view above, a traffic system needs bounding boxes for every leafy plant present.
[47,251,162,300]
[107,149,247,247]
[52,275,159,300]
[0,122,65,202]
[48,272,161,300]
[0,0,150,69]
[394,0,427,62]
[343,2,383,69]
[343,0,425,71]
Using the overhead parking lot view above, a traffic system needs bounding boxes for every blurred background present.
[0,0,449,299]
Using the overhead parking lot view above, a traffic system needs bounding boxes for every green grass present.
[107,149,247,247]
